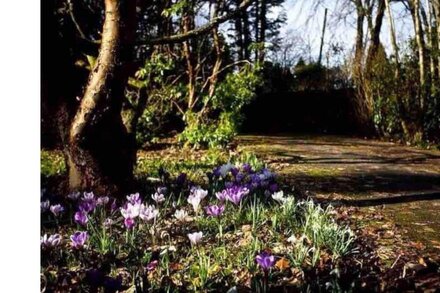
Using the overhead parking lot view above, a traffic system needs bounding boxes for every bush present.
[179,65,262,148]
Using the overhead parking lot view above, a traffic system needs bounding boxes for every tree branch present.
[137,0,253,45]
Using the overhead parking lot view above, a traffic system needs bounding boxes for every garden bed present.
[42,160,378,292]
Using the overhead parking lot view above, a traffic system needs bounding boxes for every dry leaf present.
[275,257,290,271]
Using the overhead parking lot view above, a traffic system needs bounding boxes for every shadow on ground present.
[238,134,440,248]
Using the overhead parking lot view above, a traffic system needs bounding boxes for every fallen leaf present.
[275,257,290,271]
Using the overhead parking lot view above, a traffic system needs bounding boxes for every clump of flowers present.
[40,162,357,291]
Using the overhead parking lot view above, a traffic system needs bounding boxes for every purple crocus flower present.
[41,200,50,212]
[104,218,113,227]
[215,190,227,202]
[68,191,81,200]
[256,251,275,271]
[225,186,249,205]
[124,217,135,229]
[176,173,187,185]
[250,174,261,189]
[151,192,165,204]
[96,196,110,206]
[157,186,167,195]
[79,200,96,213]
[205,204,225,217]
[212,166,221,177]
[50,204,64,217]
[74,211,88,226]
[235,172,245,183]
[146,260,159,271]
[242,163,253,173]
[83,192,95,202]
[269,183,278,193]
[110,199,118,212]
[218,163,234,177]
[126,193,141,205]
[41,234,62,247]
[70,231,88,248]
[224,181,234,189]
[120,202,140,219]
[139,204,159,222]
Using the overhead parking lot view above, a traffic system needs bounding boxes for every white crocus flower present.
[174,209,188,221]
[121,202,141,219]
[151,192,165,204]
[187,194,202,212]
[271,191,286,203]
[187,232,203,246]
[139,204,159,222]
[191,187,208,200]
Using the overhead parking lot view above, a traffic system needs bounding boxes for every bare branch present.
[137,0,253,45]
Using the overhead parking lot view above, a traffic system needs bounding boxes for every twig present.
[390,253,401,269]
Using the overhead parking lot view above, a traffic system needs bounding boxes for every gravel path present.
[238,134,440,250]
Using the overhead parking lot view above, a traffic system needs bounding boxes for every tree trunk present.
[234,0,244,61]
[410,0,427,110]
[258,0,267,63]
[209,1,223,98]
[318,8,328,65]
[366,0,385,67]
[243,11,251,60]
[422,0,437,83]
[67,0,136,195]
[255,0,260,62]
[385,0,401,78]
[432,0,440,81]
[182,6,196,111]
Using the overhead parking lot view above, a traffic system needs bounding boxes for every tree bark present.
[410,0,427,110]
[366,0,385,67]
[385,0,401,78]
[422,0,437,82]
[243,11,252,60]
[67,0,136,195]
[258,0,267,63]
[432,0,440,81]
[182,6,196,111]
[234,0,245,61]
[209,1,223,98]
[255,0,260,62]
